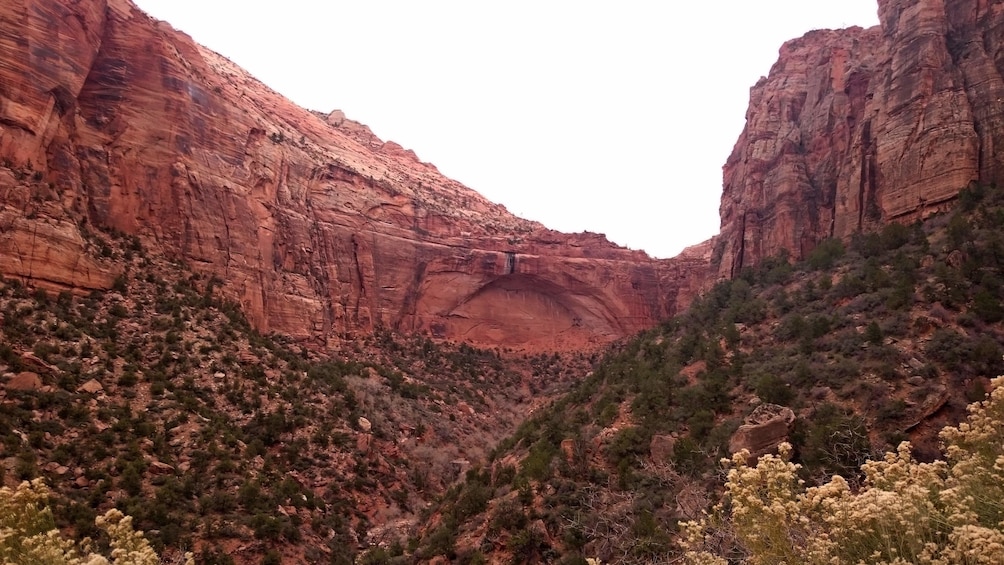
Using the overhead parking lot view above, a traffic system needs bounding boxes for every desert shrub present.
[508,525,550,563]
[683,377,1004,565]
[864,321,883,345]
[607,426,650,466]
[0,479,190,564]
[806,238,845,270]
[492,464,517,488]
[775,314,805,342]
[521,441,557,481]
[422,524,456,559]
[927,329,1004,377]
[687,409,716,441]
[489,498,528,533]
[792,403,871,482]
[879,222,911,251]
[595,397,619,427]
[805,314,832,338]
[972,288,1004,323]
[832,271,868,300]
[248,513,283,540]
[957,182,987,212]
[453,475,491,520]
[672,437,709,477]
[850,231,885,258]
[753,374,793,406]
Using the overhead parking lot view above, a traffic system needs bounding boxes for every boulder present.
[77,379,103,394]
[20,352,57,373]
[149,461,175,475]
[649,434,677,464]
[728,404,796,458]
[356,433,372,455]
[560,438,577,463]
[5,372,42,391]
[357,417,372,432]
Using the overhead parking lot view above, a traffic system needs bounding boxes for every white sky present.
[132,1,880,259]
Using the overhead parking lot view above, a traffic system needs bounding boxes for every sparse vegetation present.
[425,184,1004,562]
[0,478,190,564]
[0,227,586,563]
[6,142,1004,564]
[682,376,1004,565]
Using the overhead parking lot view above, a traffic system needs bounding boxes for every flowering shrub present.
[682,376,1004,564]
[0,479,192,565]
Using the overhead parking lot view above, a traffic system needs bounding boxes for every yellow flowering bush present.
[0,479,192,565]
[683,376,1004,564]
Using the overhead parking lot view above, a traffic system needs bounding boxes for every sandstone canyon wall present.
[4,0,1002,350]
[717,0,1004,278]
[0,0,705,351]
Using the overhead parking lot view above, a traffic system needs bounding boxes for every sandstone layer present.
[0,0,701,351]
[717,0,1004,277]
[4,0,1002,349]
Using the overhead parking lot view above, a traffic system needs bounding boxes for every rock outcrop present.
[728,404,796,458]
[717,0,1004,278]
[0,0,701,351]
[4,0,1002,350]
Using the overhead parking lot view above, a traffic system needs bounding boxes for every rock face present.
[717,0,1004,278]
[728,404,796,458]
[4,0,1002,349]
[0,0,701,351]
[4,371,43,392]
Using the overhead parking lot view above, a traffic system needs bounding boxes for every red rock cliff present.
[0,0,702,351]
[717,0,1004,277]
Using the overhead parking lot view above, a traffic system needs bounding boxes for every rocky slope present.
[0,229,598,563]
[6,0,1000,353]
[428,184,1004,563]
[0,0,702,352]
[717,0,1004,278]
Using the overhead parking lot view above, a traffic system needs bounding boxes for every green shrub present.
[754,374,793,406]
[806,238,845,270]
[521,441,556,481]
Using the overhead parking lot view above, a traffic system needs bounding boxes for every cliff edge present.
[718,0,1004,277]
[0,0,702,351]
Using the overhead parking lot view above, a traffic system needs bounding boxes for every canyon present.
[3,0,1004,562]
[2,0,1003,350]
[0,0,707,352]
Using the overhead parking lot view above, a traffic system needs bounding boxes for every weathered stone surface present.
[19,352,58,374]
[5,0,1001,350]
[649,434,677,464]
[904,383,951,430]
[357,417,372,433]
[728,404,796,458]
[5,371,42,391]
[0,0,705,351]
[148,460,175,475]
[717,0,1004,278]
[560,438,577,463]
[356,433,372,455]
[77,378,103,394]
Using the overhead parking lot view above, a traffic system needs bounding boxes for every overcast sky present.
[132,1,880,259]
